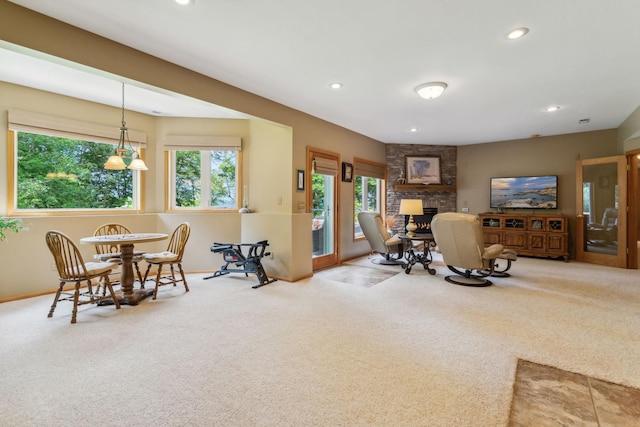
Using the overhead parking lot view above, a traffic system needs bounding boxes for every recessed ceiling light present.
[545,106,560,112]
[507,27,529,40]
[409,127,419,133]
[415,82,448,99]
[175,0,194,5]
[329,82,343,90]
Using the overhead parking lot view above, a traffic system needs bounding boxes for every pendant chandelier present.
[104,83,148,171]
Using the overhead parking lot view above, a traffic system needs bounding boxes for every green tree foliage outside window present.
[354,175,381,237]
[311,174,326,218]
[210,150,237,208]
[175,151,201,207]
[354,175,379,219]
[173,150,237,209]
[17,132,134,210]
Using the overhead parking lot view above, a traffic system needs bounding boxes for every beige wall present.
[0,2,387,299]
[619,105,640,153]
[457,129,619,256]
[0,82,158,215]
[1,2,638,299]
[0,82,320,296]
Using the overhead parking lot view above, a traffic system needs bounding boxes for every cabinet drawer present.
[546,234,567,252]
[528,233,546,251]
[483,231,503,245]
[503,232,527,250]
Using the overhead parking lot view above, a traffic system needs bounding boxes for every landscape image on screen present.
[490,176,557,209]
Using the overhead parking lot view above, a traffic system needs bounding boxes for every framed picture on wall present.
[406,156,441,185]
[342,162,353,182]
[297,169,305,191]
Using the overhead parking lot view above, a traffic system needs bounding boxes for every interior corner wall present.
[240,212,313,282]
[0,2,387,271]
[456,129,618,257]
[619,105,640,153]
[247,119,293,214]
[287,114,387,261]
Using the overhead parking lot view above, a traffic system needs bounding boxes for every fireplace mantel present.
[393,184,456,192]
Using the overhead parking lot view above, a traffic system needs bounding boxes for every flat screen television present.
[490,175,558,209]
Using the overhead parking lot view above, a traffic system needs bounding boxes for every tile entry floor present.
[508,359,640,426]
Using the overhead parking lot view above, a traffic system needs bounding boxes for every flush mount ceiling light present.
[507,27,529,39]
[415,82,448,100]
[104,83,148,171]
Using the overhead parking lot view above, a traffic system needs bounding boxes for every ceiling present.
[4,0,640,146]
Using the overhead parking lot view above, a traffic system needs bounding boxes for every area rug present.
[314,264,398,287]
[508,359,640,426]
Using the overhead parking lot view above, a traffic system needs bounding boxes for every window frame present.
[165,149,243,212]
[7,129,145,216]
[352,158,387,241]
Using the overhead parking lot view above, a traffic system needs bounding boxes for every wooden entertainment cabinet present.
[478,213,569,262]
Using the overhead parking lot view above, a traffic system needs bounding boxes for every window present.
[8,109,146,214]
[10,130,140,212]
[168,149,239,210]
[353,158,386,239]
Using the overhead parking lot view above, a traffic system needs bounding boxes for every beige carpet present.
[1,253,639,426]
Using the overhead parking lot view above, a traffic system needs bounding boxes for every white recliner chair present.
[358,211,408,265]
[430,212,505,286]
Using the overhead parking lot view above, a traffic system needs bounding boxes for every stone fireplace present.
[385,144,457,236]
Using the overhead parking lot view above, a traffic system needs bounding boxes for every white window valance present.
[8,109,147,147]
[354,159,386,180]
[163,135,242,151]
[313,157,339,176]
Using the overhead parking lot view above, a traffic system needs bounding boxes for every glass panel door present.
[576,155,627,267]
[308,150,339,270]
[312,173,335,258]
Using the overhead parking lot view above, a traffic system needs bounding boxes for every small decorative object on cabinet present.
[478,213,569,262]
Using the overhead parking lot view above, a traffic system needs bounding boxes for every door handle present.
[577,214,583,219]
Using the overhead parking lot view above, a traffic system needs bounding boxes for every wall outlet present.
[461,207,469,212]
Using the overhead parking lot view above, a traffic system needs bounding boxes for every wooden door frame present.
[307,147,340,271]
[626,151,639,269]
[575,155,627,268]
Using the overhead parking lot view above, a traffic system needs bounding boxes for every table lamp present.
[399,199,424,237]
